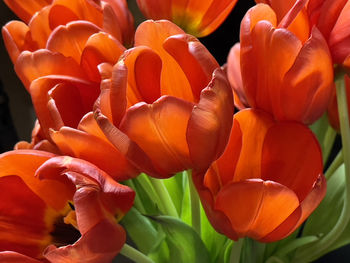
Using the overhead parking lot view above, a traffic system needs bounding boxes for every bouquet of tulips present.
[0,0,349,262]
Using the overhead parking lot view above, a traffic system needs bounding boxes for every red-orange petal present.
[163,33,219,101]
[0,252,41,263]
[4,0,51,23]
[120,96,194,176]
[136,0,171,20]
[187,69,234,172]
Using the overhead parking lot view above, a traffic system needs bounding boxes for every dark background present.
[0,0,348,261]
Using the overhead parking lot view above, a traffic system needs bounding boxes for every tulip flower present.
[0,150,134,262]
[2,0,134,63]
[136,0,238,37]
[238,3,333,124]
[192,109,326,242]
[307,0,350,68]
[95,20,234,178]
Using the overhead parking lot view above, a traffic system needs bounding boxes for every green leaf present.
[163,172,185,215]
[121,208,160,254]
[301,164,348,257]
[148,215,211,263]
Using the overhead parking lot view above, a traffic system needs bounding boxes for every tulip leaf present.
[121,207,160,254]
[301,164,348,257]
[148,215,210,263]
[163,172,185,215]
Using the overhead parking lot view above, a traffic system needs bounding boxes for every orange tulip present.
[193,109,326,242]
[94,20,234,178]
[307,0,350,68]
[2,0,134,63]
[0,150,134,262]
[136,0,238,37]
[238,3,333,124]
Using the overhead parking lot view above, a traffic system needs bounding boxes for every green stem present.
[294,73,350,262]
[187,170,201,236]
[230,239,244,263]
[325,151,343,180]
[124,180,146,214]
[322,125,337,164]
[149,177,179,218]
[120,244,155,263]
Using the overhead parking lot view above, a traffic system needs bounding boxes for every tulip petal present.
[0,150,73,212]
[15,50,86,90]
[28,6,52,49]
[163,34,219,101]
[187,69,234,172]
[0,175,57,258]
[78,112,111,143]
[46,21,100,64]
[120,96,194,176]
[280,27,333,124]
[95,111,160,177]
[261,120,323,201]
[136,0,171,20]
[260,174,326,242]
[4,0,51,23]
[135,20,194,101]
[2,21,37,63]
[44,219,125,263]
[81,32,125,83]
[215,179,299,239]
[0,251,41,263]
[50,126,139,180]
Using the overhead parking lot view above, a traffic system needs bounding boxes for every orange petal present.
[120,96,194,176]
[0,150,73,212]
[136,0,171,20]
[48,0,103,29]
[46,21,100,64]
[0,175,57,258]
[280,27,333,124]
[50,126,139,180]
[0,252,41,263]
[231,109,274,182]
[135,20,194,101]
[81,32,125,82]
[260,174,326,242]
[28,6,52,48]
[30,76,96,138]
[78,112,111,143]
[187,69,234,172]
[95,111,160,177]
[44,219,125,263]
[4,0,51,23]
[14,50,86,90]
[215,179,299,240]
[261,122,323,201]
[163,33,219,101]
[122,46,162,105]
[2,21,37,64]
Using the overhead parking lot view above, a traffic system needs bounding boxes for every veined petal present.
[0,175,57,258]
[261,122,323,201]
[120,96,194,176]
[95,111,160,177]
[135,20,194,101]
[2,21,37,64]
[136,0,171,20]
[163,33,219,101]
[81,32,125,83]
[187,69,234,172]
[215,179,299,240]
[46,21,100,64]
[0,251,41,263]
[15,50,86,90]
[50,126,139,180]
[4,0,51,23]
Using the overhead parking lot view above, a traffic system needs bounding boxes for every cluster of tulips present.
[1,0,350,262]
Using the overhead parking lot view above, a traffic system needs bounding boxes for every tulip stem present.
[293,73,350,262]
[229,238,244,263]
[120,244,155,263]
[322,125,337,164]
[325,151,343,180]
[149,177,179,218]
[124,180,146,214]
[187,170,201,236]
